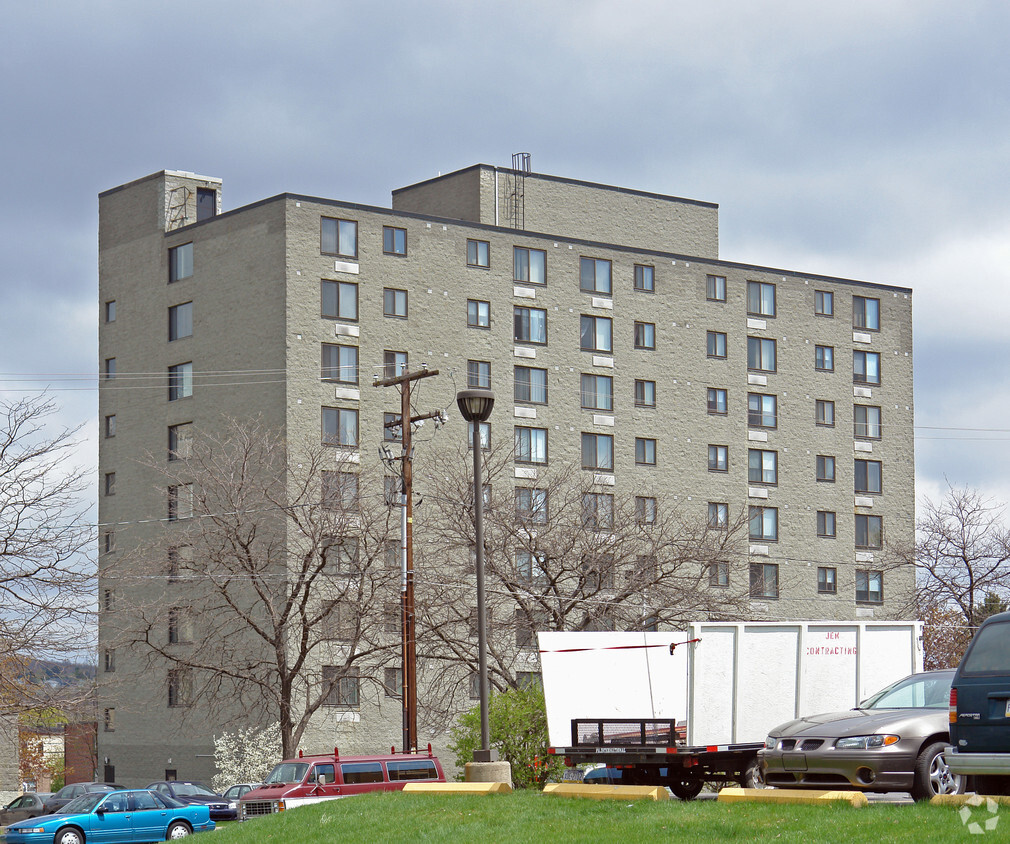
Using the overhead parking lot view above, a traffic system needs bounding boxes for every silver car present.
[759,669,966,801]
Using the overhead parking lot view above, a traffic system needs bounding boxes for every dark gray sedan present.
[759,669,965,801]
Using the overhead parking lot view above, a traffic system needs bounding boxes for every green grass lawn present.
[211,791,993,843]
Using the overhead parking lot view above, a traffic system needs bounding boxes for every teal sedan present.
[0,790,214,843]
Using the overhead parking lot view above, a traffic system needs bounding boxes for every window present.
[383,475,400,506]
[853,296,880,331]
[322,471,359,510]
[322,407,359,448]
[105,300,116,323]
[708,445,728,472]
[103,589,116,613]
[582,433,614,471]
[750,562,779,598]
[321,280,358,321]
[467,239,490,268]
[817,511,837,538]
[383,667,403,699]
[104,414,116,438]
[707,331,727,359]
[322,344,358,384]
[580,315,612,353]
[383,288,408,318]
[855,459,883,494]
[749,506,778,541]
[514,427,548,464]
[580,257,612,295]
[382,226,407,255]
[707,388,727,415]
[104,649,115,673]
[816,455,836,482]
[467,421,491,450]
[168,302,193,341]
[855,514,883,549]
[748,337,776,372]
[104,708,115,732]
[709,561,729,587]
[167,545,192,582]
[516,611,535,648]
[467,299,490,328]
[167,607,192,644]
[516,549,548,582]
[748,393,777,428]
[708,502,729,529]
[467,360,491,389]
[196,187,216,221]
[167,668,192,707]
[378,352,406,381]
[104,357,116,380]
[168,243,193,282]
[815,290,834,316]
[634,264,655,292]
[321,217,358,258]
[747,281,776,317]
[516,488,548,524]
[635,438,656,466]
[168,423,193,461]
[514,246,546,285]
[103,530,115,554]
[815,345,834,372]
[320,599,357,638]
[634,322,656,350]
[854,405,882,439]
[635,496,657,525]
[167,484,193,521]
[853,350,881,385]
[514,366,547,404]
[322,665,359,706]
[707,274,727,301]
[856,569,884,603]
[748,449,777,485]
[514,307,547,344]
[581,374,613,411]
[817,566,837,593]
[635,380,656,408]
[168,363,193,401]
[816,399,835,426]
[582,493,615,530]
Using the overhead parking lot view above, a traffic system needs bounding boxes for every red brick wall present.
[64,723,97,783]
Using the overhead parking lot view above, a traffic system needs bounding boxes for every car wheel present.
[55,828,85,844]
[668,777,705,800]
[739,758,768,789]
[166,821,192,839]
[911,741,965,801]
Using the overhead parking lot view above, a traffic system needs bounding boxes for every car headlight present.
[765,736,777,750]
[834,734,899,749]
[21,828,47,834]
[229,801,237,810]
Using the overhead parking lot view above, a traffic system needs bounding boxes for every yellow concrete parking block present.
[543,783,669,802]
[717,787,868,807]
[402,781,513,794]
[932,793,1010,807]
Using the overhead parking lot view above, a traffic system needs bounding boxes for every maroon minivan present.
[240,747,445,818]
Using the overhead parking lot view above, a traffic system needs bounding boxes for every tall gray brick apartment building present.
[97,163,914,782]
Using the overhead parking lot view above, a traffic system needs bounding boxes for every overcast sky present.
[2,0,1009,513]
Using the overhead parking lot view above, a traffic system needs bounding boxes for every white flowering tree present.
[212,722,282,792]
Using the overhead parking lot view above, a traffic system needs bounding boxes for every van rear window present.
[962,620,1010,675]
[341,762,384,784]
[386,760,437,781]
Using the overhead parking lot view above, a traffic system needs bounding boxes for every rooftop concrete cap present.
[402,781,512,794]
[543,783,669,802]
[717,787,868,807]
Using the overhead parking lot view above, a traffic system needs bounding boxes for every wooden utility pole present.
[373,366,440,753]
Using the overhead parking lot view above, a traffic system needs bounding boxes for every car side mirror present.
[96,808,105,816]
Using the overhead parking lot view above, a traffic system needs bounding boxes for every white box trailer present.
[541,620,923,798]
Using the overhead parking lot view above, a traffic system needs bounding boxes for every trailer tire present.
[739,758,767,789]
[668,777,704,800]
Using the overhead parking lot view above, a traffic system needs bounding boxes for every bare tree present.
[0,395,95,714]
[112,419,401,757]
[414,441,750,722]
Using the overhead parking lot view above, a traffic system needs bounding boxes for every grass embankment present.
[212,790,986,843]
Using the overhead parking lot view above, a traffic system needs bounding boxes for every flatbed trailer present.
[549,718,765,799]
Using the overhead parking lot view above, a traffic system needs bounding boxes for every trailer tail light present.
[949,688,957,724]
[547,747,556,755]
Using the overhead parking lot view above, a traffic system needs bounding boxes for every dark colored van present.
[947,610,1010,792]
[240,747,445,818]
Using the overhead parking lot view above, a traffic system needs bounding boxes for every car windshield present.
[859,672,953,709]
[61,794,106,814]
[264,763,308,784]
[171,782,216,797]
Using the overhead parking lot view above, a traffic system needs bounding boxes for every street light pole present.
[456,388,496,763]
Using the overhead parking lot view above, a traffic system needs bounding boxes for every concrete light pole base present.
[464,760,513,785]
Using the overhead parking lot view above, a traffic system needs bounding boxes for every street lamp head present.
[456,389,495,423]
